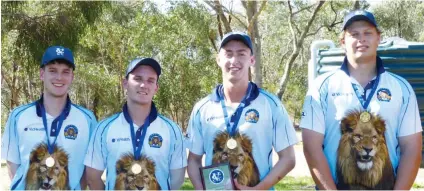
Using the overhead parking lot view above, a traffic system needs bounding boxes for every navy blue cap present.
[342,10,378,30]
[41,46,75,69]
[126,57,161,78]
[219,32,253,54]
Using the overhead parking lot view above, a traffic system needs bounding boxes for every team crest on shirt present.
[377,88,391,102]
[64,125,78,140]
[245,109,259,123]
[148,133,163,148]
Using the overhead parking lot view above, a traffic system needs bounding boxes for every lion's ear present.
[340,118,354,134]
[116,160,125,173]
[213,140,223,152]
[373,116,386,135]
[31,144,47,162]
[213,132,227,152]
[240,137,253,154]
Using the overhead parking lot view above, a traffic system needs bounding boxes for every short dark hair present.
[42,59,75,70]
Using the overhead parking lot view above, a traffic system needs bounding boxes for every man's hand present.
[85,166,105,190]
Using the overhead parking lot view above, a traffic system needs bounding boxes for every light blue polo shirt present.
[84,102,187,190]
[300,56,422,182]
[1,95,97,190]
[187,82,298,184]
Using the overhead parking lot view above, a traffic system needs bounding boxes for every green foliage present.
[2,0,424,130]
[373,0,424,41]
[1,1,109,64]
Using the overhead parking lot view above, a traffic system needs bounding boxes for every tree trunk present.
[246,1,266,88]
[214,0,231,34]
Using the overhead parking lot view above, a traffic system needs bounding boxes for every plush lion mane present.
[212,131,260,187]
[114,153,161,190]
[25,143,70,190]
[337,109,395,190]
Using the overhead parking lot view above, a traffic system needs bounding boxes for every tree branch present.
[247,1,267,35]
[276,1,325,99]
[278,39,293,67]
[287,1,297,45]
[205,1,233,33]
[221,7,247,29]
[298,1,325,46]
[306,25,325,37]
[292,4,314,15]
[213,0,232,33]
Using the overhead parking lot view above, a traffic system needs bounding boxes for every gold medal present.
[46,156,55,167]
[226,138,237,149]
[131,163,142,174]
[360,112,371,123]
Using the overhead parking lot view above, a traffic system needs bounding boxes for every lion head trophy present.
[25,143,70,190]
[336,109,395,190]
[115,153,161,190]
[212,131,260,187]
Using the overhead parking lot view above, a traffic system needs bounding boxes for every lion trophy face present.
[337,110,395,189]
[212,132,260,187]
[115,153,161,190]
[25,143,70,190]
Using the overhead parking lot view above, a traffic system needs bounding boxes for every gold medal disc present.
[46,156,55,167]
[360,112,371,123]
[131,163,142,174]
[226,138,237,149]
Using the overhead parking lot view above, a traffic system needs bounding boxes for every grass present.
[413,183,424,189]
[181,176,315,190]
[182,176,424,190]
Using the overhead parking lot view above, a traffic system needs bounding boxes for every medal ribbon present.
[124,104,151,160]
[351,75,380,110]
[219,83,252,137]
[40,103,67,154]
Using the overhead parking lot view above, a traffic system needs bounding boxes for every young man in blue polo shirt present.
[187,32,298,190]
[84,57,187,190]
[1,46,97,190]
[301,10,422,190]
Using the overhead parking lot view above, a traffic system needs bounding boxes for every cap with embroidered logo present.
[41,46,75,69]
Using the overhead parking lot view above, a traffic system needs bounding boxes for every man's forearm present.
[255,152,296,189]
[80,169,88,190]
[304,147,337,189]
[187,159,203,190]
[394,135,422,190]
[170,167,186,190]
[85,167,105,190]
[87,178,105,190]
[7,161,19,180]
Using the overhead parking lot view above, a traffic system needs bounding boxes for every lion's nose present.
[363,147,372,154]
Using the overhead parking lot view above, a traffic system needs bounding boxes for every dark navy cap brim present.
[220,34,253,53]
[126,58,161,77]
